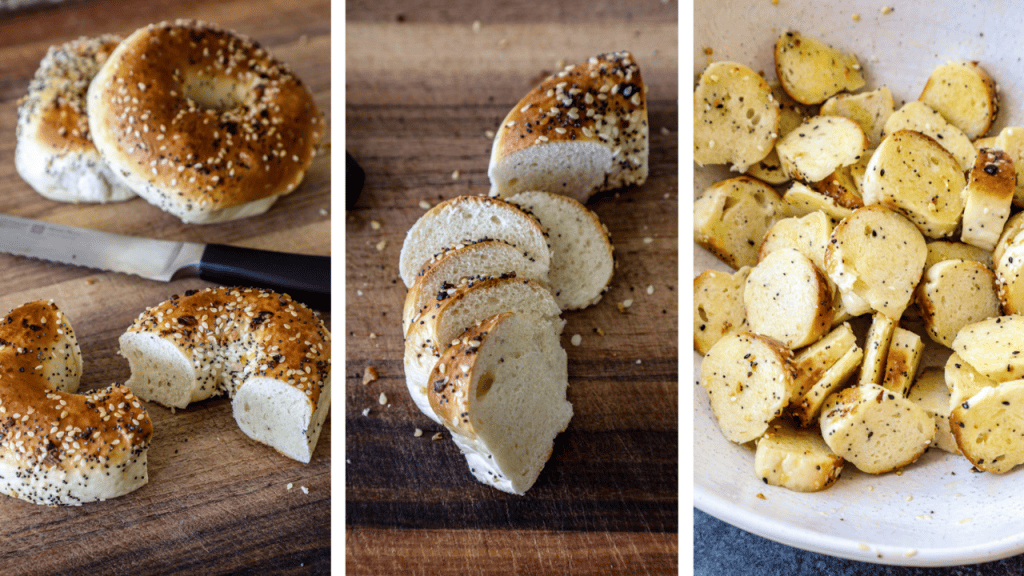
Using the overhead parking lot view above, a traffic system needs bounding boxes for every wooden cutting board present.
[345,1,678,574]
[0,1,331,574]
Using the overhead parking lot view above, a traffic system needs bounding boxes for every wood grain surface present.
[345,1,678,574]
[0,1,331,575]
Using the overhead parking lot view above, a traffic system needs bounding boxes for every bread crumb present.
[287,482,293,490]
[376,240,387,251]
[370,219,382,230]
[301,486,309,495]
[570,334,582,346]
[904,550,918,558]
[905,495,913,502]
[852,13,860,21]
[485,130,495,138]
[362,366,378,385]
[472,20,481,33]
[451,170,460,180]
[595,327,606,336]
[86,278,97,285]
[319,208,329,216]
[432,432,443,441]
[378,392,388,405]
[419,200,431,209]
[369,332,377,339]
[414,428,423,437]
[617,302,627,313]
[646,285,654,295]
[756,492,766,500]
[881,5,893,14]
[703,47,713,56]
[362,407,370,416]
[643,237,654,244]
[636,359,642,364]
[622,299,633,308]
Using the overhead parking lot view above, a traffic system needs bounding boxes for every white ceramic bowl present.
[693,0,1024,566]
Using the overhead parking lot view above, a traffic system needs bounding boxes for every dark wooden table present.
[0,1,331,574]
[345,1,678,574]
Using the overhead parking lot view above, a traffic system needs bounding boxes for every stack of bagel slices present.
[400,51,648,495]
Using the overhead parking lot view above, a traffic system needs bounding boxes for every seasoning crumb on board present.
[451,170,460,180]
[419,200,431,209]
[301,486,309,495]
[376,240,387,251]
[431,432,443,441]
[414,428,423,437]
[370,219,382,230]
[362,407,370,416]
[378,392,388,405]
[287,482,293,490]
[570,334,582,346]
[362,366,378,385]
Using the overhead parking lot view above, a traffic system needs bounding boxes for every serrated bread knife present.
[0,214,330,310]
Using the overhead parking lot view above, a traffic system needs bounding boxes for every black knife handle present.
[199,244,331,311]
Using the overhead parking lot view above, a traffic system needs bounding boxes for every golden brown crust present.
[88,20,324,213]
[124,287,330,407]
[970,148,1016,198]
[20,35,122,154]
[493,51,647,167]
[0,301,151,505]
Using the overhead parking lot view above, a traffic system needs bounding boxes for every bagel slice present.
[429,311,572,495]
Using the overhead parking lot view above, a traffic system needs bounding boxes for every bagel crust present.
[0,301,152,506]
[87,20,324,223]
[15,34,137,204]
[119,287,331,463]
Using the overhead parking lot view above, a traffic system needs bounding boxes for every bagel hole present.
[182,71,244,112]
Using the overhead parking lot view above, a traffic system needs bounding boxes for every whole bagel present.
[119,287,331,463]
[87,20,325,223]
[15,34,137,203]
[0,301,152,506]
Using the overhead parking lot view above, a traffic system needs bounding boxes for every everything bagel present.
[118,287,331,463]
[87,20,325,223]
[0,301,152,506]
[15,34,137,204]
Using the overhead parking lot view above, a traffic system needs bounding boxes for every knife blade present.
[0,214,330,310]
